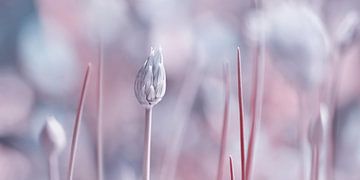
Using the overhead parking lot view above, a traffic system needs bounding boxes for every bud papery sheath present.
[134,47,166,108]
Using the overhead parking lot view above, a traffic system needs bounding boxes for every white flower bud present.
[40,116,66,155]
[134,47,166,108]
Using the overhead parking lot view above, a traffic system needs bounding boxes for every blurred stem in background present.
[159,48,205,180]
[96,37,104,180]
[49,152,60,180]
[245,45,264,180]
[216,62,230,180]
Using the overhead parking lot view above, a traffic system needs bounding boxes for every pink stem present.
[246,46,264,180]
[229,156,235,180]
[96,39,104,180]
[216,63,231,180]
[67,63,92,180]
[237,47,246,180]
[311,147,320,180]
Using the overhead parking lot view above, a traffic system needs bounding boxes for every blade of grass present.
[236,47,246,180]
[96,39,104,180]
[159,50,206,180]
[67,63,92,180]
[229,155,235,180]
[245,45,265,180]
[325,50,346,180]
[49,153,60,180]
[216,62,231,180]
[310,146,320,180]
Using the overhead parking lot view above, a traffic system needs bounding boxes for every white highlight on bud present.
[134,47,166,108]
[41,116,66,155]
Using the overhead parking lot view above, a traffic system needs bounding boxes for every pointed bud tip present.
[41,116,67,155]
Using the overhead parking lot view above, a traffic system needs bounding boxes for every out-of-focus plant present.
[40,116,66,180]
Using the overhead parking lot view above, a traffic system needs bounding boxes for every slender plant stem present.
[159,49,205,180]
[326,51,345,180]
[143,107,153,180]
[229,156,235,180]
[245,45,265,180]
[67,63,92,180]
[216,63,231,180]
[49,153,60,180]
[298,92,308,180]
[310,147,320,180]
[96,38,104,180]
[236,47,246,180]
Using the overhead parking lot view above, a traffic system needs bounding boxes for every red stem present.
[237,47,246,180]
[229,156,235,180]
[216,63,231,180]
[67,63,92,180]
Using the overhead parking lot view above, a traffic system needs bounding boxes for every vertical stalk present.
[236,47,246,180]
[326,50,345,180]
[49,153,60,180]
[143,107,153,180]
[298,92,308,180]
[229,156,235,180]
[310,147,320,180]
[96,38,104,180]
[67,63,92,180]
[245,45,264,180]
[158,49,205,180]
[216,63,231,180]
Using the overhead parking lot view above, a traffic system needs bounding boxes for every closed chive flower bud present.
[41,116,66,155]
[134,47,166,108]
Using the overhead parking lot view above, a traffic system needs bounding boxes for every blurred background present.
[0,0,359,179]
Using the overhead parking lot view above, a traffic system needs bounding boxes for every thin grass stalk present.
[245,45,265,180]
[96,39,104,180]
[229,155,235,180]
[49,153,60,180]
[236,47,246,180]
[216,63,231,180]
[67,63,92,180]
[298,93,309,180]
[159,50,205,180]
[143,108,153,180]
[325,51,346,180]
[310,146,320,180]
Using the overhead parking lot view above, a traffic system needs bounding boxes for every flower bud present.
[134,47,166,108]
[40,116,66,156]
